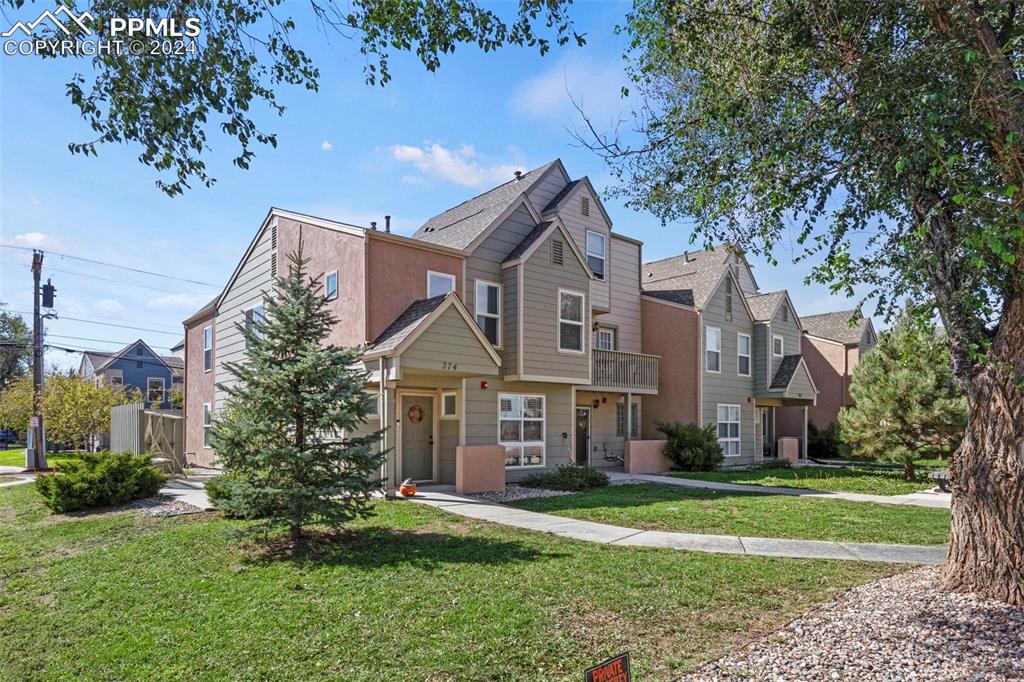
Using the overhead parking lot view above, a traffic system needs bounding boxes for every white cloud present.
[321,139,333,152]
[388,143,526,188]
[512,58,633,126]
[28,194,42,207]
[5,231,63,249]
[145,293,212,312]
[93,299,125,316]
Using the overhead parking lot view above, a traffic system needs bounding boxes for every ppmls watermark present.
[3,5,201,56]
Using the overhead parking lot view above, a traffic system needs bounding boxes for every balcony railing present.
[587,349,659,394]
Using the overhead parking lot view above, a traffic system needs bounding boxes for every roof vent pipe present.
[514,170,523,182]
[370,221,377,230]
[385,215,391,233]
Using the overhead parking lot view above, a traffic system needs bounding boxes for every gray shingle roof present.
[505,221,554,262]
[801,310,869,344]
[643,246,735,283]
[84,351,113,370]
[411,161,559,250]
[367,295,449,355]
[641,264,730,310]
[771,354,804,389]
[161,356,184,370]
[746,291,787,322]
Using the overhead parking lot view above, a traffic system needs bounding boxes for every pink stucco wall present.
[803,335,851,428]
[624,440,673,474]
[455,445,506,493]
[640,297,700,438]
[365,236,464,342]
[184,309,216,467]
[275,216,368,347]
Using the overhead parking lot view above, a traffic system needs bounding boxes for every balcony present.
[586,349,659,395]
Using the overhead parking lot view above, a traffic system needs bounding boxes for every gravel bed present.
[467,484,573,503]
[609,477,649,486]
[682,567,1024,681]
[126,495,202,518]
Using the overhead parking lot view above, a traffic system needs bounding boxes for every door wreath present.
[407,404,424,424]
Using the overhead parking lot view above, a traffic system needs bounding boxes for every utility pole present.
[27,250,46,469]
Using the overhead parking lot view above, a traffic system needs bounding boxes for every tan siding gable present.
[400,306,498,377]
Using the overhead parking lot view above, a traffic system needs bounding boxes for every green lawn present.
[0,484,897,680]
[512,484,950,546]
[0,450,81,468]
[668,465,938,495]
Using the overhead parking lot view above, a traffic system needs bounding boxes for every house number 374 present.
[441,361,458,370]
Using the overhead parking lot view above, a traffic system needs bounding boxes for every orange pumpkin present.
[399,479,417,497]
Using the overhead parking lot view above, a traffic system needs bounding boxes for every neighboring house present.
[641,247,818,464]
[78,339,183,409]
[170,337,185,359]
[793,310,877,429]
[183,160,657,482]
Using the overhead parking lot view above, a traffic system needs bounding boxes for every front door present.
[401,395,434,481]
[575,407,590,465]
[761,407,772,458]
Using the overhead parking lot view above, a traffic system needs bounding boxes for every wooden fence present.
[110,403,185,472]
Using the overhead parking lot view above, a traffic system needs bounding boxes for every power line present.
[5,310,182,336]
[42,333,175,350]
[45,343,184,371]
[2,307,183,332]
[3,259,204,296]
[0,244,219,288]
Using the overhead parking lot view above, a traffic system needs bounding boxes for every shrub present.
[520,465,609,491]
[204,472,274,519]
[34,451,168,513]
[807,421,845,459]
[656,421,723,471]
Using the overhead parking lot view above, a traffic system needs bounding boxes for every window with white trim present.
[203,326,213,372]
[147,378,165,403]
[441,391,458,419]
[427,271,456,298]
[737,333,751,376]
[325,271,338,301]
[773,335,784,356]
[596,326,617,351]
[202,403,212,448]
[558,290,585,352]
[475,280,501,346]
[706,326,721,372]
[245,305,264,349]
[717,404,741,456]
[585,230,606,280]
[499,394,544,467]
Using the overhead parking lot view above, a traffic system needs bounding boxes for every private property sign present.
[584,652,631,682]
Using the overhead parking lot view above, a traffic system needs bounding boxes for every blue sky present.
[1,1,872,371]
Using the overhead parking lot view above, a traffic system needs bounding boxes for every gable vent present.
[726,294,733,319]
[581,195,590,217]
[552,239,564,266]
[726,278,732,295]
[270,223,278,278]
[782,305,789,322]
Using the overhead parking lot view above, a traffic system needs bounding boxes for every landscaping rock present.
[682,567,1024,681]
[126,495,202,518]
[467,484,572,503]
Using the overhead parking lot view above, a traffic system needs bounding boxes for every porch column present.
[625,392,633,442]
[801,406,809,462]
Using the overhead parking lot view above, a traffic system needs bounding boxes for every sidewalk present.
[608,471,952,509]
[411,487,946,565]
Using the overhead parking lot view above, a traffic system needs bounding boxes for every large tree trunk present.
[942,296,1024,606]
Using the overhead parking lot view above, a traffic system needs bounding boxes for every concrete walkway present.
[159,472,216,510]
[609,471,952,509]
[410,488,946,565]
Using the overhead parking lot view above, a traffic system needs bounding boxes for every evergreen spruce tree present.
[840,316,967,481]
[212,246,384,544]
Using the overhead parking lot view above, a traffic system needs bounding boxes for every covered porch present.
[755,354,819,463]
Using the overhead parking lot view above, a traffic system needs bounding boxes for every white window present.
[202,403,212,448]
[596,326,617,351]
[558,289,585,352]
[616,402,641,439]
[441,391,458,419]
[245,305,264,348]
[717,404,741,456]
[586,230,606,280]
[325,271,338,301]
[110,376,123,387]
[499,394,545,468]
[773,335,784,357]
[737,333,751,376]
[475,280,501,346]
[706,326,721,372]
[203,326,213,372]
[147,378,165,403]
[427,271,456,298]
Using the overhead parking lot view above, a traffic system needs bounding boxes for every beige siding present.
[576,391,641,466]
[520,233,590,381]
[752,324,770,392]
[593,236,641,352]
[701,275,757,463]
[214,224,273,407]
[525,165,570,210]
[787,362,816,400]
[554,184,612,311]
[768,297,802,380]
[502,266,519,378]
[438,417,459,484]
[400,306,498,377]
[462,378,574,482]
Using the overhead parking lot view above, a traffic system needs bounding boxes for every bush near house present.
[656,421,723,471]
[807,422,845,459]
[34,451,167,513]
[520,465,609,491]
